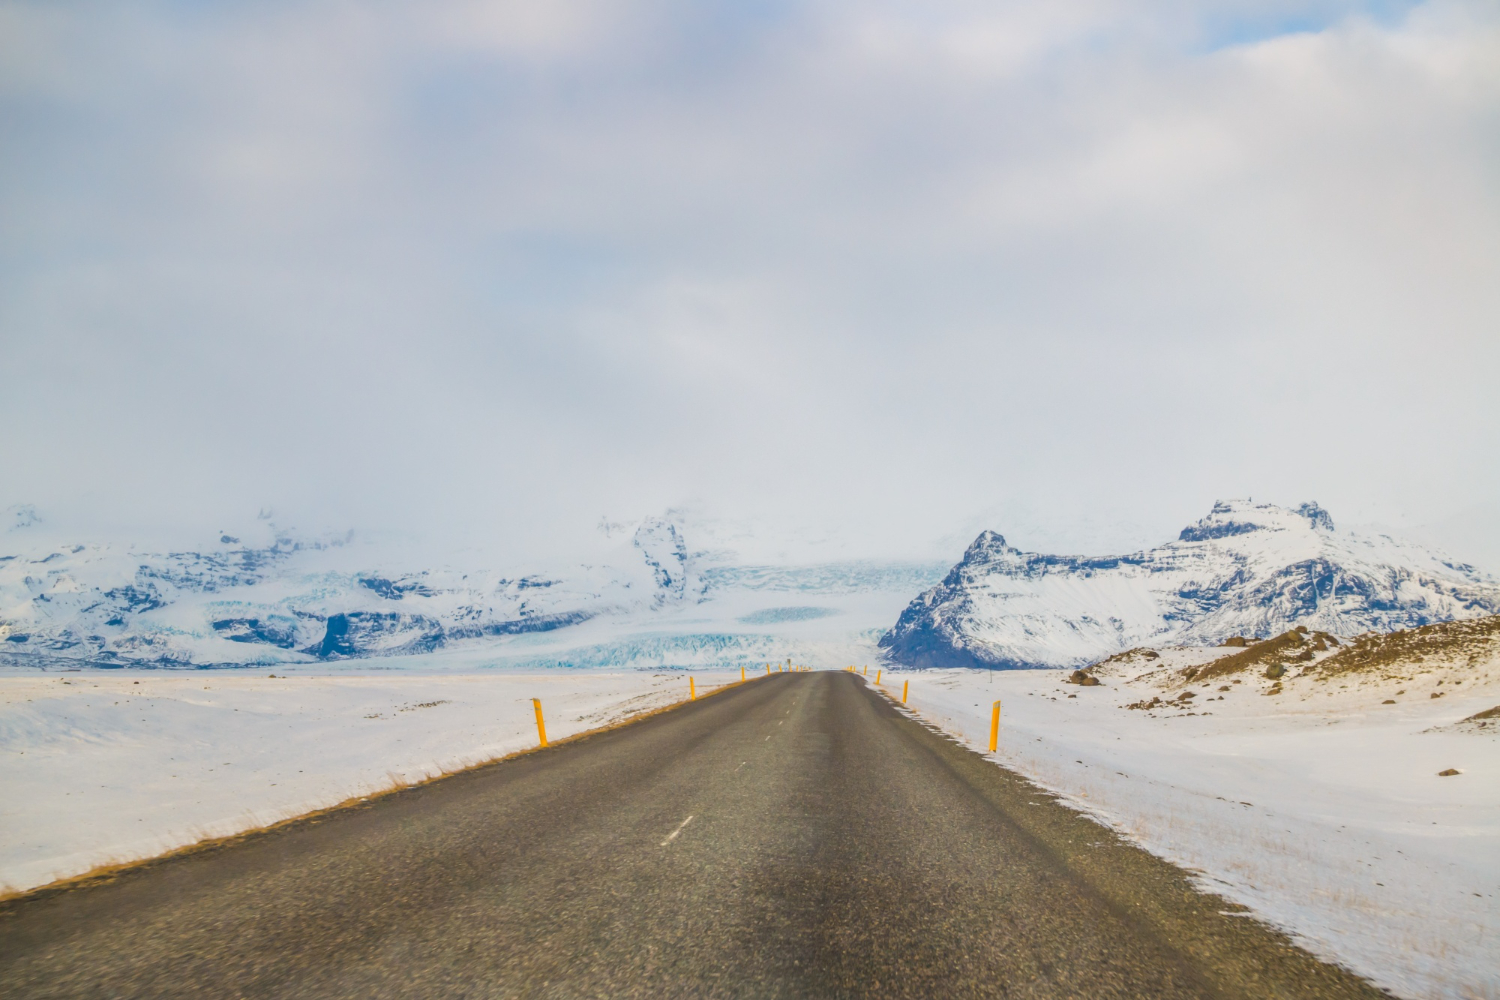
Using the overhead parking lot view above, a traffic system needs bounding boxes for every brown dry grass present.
[1316,615,1500,678]
[1088,647,1161,673]
[1093,648,1144,668]
[1193,630,1319,682]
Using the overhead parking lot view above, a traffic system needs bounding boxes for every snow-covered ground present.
[7,637,1496,999]
[878,653,1500,1000]
[0,666,755,896]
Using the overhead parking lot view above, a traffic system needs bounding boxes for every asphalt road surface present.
[1,671,1390,999]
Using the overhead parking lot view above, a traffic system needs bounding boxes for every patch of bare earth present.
[1317,615,1500,678]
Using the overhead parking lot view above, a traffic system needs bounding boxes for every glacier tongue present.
[879,499,1500,670]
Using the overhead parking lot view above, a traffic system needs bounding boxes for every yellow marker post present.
[690,676,696,700]
[876,669,882,684]
[531,698,548,748]
[741,665,746,682]
[902,680,909,703]
[989,700,1002,752]
[862,666,867,676]
[766,663,771,676]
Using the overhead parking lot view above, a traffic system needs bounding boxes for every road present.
[0,671,1388,999]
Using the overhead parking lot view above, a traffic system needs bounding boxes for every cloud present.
[1,0,1497,564]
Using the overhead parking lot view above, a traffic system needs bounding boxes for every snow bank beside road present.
[879,662,1500,1000]
[1,669,743,895]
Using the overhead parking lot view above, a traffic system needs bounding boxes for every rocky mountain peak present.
[633,516,695,606]
[881,500,1499,671]
[961,530,1014,565]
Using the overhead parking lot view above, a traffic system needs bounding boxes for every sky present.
[2,0,1498,568]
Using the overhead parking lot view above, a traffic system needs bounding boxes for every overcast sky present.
[2,0,1498,566]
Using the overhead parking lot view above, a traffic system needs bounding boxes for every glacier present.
[0,510,944,672]
[879,499,1500,670]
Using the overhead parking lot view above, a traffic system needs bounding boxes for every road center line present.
[660,815,694,846]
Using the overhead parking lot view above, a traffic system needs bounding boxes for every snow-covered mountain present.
[0,508,942,671]
[879,500,1500,670]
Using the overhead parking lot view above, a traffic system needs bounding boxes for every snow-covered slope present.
[880,500,1500,670]
[0,509,943,671]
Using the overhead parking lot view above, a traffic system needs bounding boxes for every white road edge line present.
[660,815,695,847]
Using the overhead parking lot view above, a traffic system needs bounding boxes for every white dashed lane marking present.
[660,815,694,847]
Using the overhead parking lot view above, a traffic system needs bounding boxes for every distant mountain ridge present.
[0,510,944,670]
[879,500,1500,670]
[0,514,712,667]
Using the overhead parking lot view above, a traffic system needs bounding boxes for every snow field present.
[0,668,746,896]
[878,664,1500,1000]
